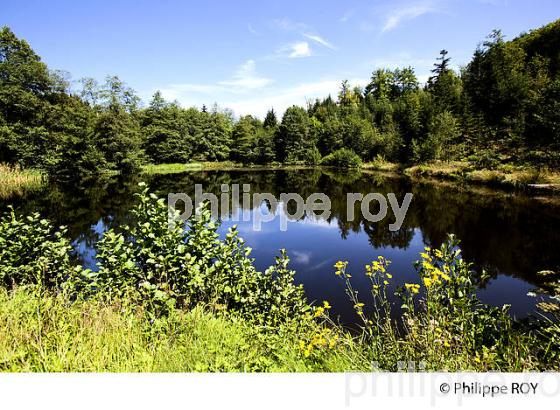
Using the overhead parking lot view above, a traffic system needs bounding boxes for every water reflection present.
[2,169,559,323]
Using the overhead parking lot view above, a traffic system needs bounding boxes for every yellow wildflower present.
[405,283,420,294]
[423,277,433,287]
[323,301,331,309]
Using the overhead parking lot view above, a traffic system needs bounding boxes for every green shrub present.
[0,207,75,288]
[320,148,362,168]
[75,183,310,325]
[333,235,551,371]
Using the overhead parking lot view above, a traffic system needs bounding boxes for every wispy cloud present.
[158,59,272,102]
[367,52,434,70]
[271,18,308,31]
[247,23,258,36]
[302,33,337,50]
[381,1,441,33]
[271,18,336,55]
[340,9,354,23]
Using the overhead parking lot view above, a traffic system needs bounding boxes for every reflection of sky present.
[73,197,540,325]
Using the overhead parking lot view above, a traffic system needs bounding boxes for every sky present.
[2,0,560,118]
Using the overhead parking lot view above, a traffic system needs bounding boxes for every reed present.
[0,163,44,199]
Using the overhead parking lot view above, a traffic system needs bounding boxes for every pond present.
[2,168,560,325]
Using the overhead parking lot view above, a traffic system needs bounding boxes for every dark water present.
[2,168,560,324]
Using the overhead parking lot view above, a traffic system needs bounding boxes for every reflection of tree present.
[2,168,560,287]
[149,169,560,285]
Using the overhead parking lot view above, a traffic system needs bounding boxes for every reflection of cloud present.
[309,258,334,272]
[293,250,312,265]
[304,217,338,229]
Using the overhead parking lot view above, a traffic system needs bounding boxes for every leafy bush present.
[74,183,310,325]
[303,146,322,165]
[320,148,362,168]
[333,235,549,370]
[0,207,75,288]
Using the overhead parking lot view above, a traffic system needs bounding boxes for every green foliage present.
[276,106,317,163]
[334,236,557,371]
[412,111,462,162]
[141,92,192,164]
[230,115,261,164]
[73,183,310,325]
[321,148,362,168]
[0,207,74,288]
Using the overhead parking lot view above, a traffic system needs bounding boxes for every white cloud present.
[286,41,312,58]
[302,33,337,50]
[219,59,273,90]
[381,1,440,33]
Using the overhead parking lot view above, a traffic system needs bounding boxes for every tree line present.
[1,19,559,179]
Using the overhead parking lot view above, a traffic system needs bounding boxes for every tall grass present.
[0,287,366,372]
[0,163,44,199]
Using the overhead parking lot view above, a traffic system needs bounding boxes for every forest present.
[1,19,560,180]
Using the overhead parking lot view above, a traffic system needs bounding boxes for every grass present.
[0,287,366,372]
[141,162,246,175]
[362,158,401,172]
[404,161,560,192]
[141,163,202,174]
[0,163,44,199]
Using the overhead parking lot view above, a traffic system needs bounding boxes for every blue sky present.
[2,0,560,117]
